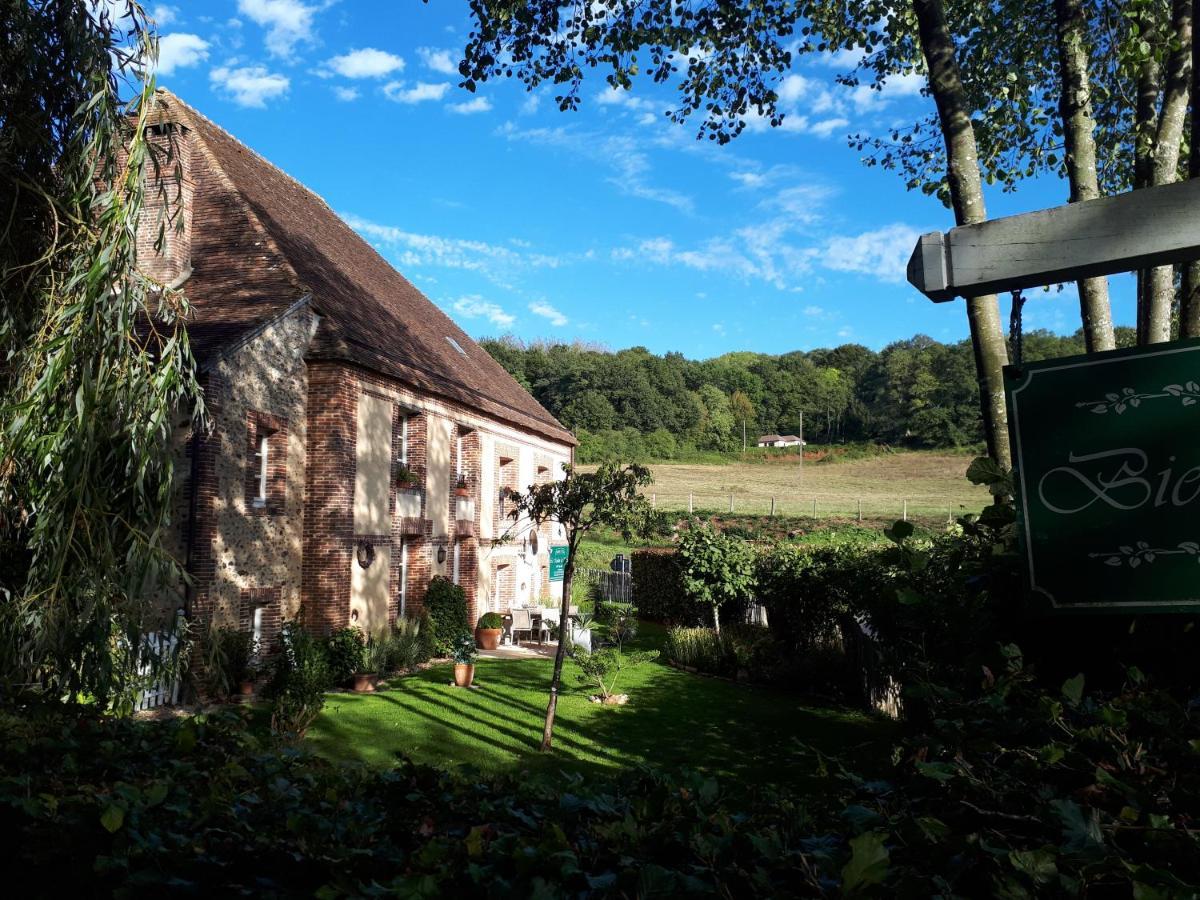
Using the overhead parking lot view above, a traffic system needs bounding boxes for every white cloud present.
[812,47,866,69]
[712,322,726,336]
[383,81,450,104]
[529,301,568,326]
[343,212,563,290]
[210,64,290,107]
[156,33,209,75]
[837,327,854,338]
[822,224,923,283]
[809,116,850,138]
[417,47,458,75]
[237,0,320,59]
[448,96,492,115]
[333,85,359,102]
[520,93,542,115]
[499,122,693,213]
[453,295,515,329]
[325,47,405,79]
[729,171,767,189]
[803,305,825,317]
[150,4,179,26]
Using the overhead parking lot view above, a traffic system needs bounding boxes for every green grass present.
[306,622,893,790]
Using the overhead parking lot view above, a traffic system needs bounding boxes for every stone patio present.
[478,640,560,660]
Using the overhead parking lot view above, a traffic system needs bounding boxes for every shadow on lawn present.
[308,653,894,792]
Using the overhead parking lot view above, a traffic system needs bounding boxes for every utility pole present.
[798,410,804,486]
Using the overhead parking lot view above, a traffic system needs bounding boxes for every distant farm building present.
[756,434,804,448]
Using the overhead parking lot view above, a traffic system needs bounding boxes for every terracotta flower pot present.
[454,487,470,497]
[353,673,377,693]
[238,680,255,697]
[475,627,502,650]
[453,663,475,688]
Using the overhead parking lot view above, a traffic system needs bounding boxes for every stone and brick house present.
[143,91,575,655]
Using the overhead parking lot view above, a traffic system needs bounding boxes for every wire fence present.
[643,492,985,524]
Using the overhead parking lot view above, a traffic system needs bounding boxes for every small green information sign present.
[1006,339,1200,613]
[548,545,569,582]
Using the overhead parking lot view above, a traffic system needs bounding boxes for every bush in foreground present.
[3,652,1197,897]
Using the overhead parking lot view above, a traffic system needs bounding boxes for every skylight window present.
[446,336,468,356]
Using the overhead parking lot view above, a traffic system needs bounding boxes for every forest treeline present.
[481,327,1135,462]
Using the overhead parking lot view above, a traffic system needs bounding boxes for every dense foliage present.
[482,331,1131,460]
[5,652,1198,896]
[0,0,202,708]
[676,521,758,632]
[632,547,750,626]
[425,576,469,657]
[323,627,366,684]
[202,626,258,698]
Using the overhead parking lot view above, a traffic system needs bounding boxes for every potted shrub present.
[324,627,365,688]
[205,625,259,699]
[394,461,419,490]
[355,631,391,692]
[475,612,504,650]
[454,475,470,497]
[452,632,477,687]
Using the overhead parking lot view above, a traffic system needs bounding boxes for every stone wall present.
[187,303,318,652]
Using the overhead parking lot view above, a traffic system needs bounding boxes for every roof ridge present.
[153,88,307,297]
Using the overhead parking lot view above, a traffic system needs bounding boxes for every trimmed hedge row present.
[631,548,748,626]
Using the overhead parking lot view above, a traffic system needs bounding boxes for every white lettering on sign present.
[1038,447,1200,514]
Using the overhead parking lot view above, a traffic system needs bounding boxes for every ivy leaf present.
[1009,848,1058,885]
[841,831,890,893]
[1052,799,1104,855]
[1061,673,1085,706]
[100,804,124,833]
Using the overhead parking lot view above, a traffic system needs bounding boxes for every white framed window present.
[398,540,408,616]
[253,433,269,507]
[400,413,409,465]
[452,542,461,585]
[456,432,463,478]
[251,606,264,650]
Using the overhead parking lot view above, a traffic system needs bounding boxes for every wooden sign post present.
[907,178,1200,302]
[907,178,1200,613]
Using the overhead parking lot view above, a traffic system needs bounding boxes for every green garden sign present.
[548,545,569,582]
[1006,339,1200,613]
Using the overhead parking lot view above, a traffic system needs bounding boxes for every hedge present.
[632,548,748,626]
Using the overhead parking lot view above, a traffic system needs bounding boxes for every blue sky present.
[144,0,1138,358]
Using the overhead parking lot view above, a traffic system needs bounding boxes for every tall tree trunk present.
[540,549,574,751]
[1184,0,1200,337]
[1145,0,1194,344]
[913,0,1012,468]
[1055,0,1116,352]
[1134,8,1163,344]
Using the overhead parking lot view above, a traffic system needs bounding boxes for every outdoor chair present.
[510,608,548,645]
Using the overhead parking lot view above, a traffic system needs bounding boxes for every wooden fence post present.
[902,499,908,522]
[729,493,734,513]
[688,493,693,513]
[948,501,952,523]
[857,498,862,522]
[770,496,776,517]
[651,493,656,509]
[812,498,817,517]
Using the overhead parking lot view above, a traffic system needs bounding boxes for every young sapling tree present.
[505,462,666,751]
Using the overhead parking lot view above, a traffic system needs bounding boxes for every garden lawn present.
[307,624,892,791]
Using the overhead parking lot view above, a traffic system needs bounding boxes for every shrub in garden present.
[570,646,658,702]
[262,621,330,738]
[363,630,393,676]
[202,625,258,698]
[477,612,503,630]
[425,576,468,656]
[5,658,1197,897]
[323,627,365,685]
[676,520,756,632]
[388,615,428,671]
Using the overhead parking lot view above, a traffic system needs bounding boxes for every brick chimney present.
[136,121,194,286]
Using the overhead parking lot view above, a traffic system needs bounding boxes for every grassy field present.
[639,451,989,522]
[307,622,892,790]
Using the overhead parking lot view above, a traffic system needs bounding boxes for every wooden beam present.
[907,177,1200,302]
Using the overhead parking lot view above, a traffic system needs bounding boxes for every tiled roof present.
[153,90,574,446]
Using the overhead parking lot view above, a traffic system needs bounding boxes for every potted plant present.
[355,631,392,692]
[454,475,470,497]
[394,461,419,490]
[223,628,259,698]
[452,632,477,687]
[475,612,504,650]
